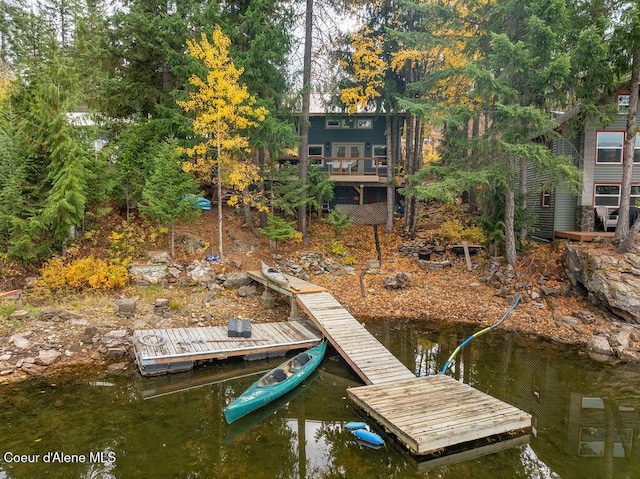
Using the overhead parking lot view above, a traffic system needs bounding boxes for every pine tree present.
[139,138,200,257]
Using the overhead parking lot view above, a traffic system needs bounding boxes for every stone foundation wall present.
[576,205,595,232]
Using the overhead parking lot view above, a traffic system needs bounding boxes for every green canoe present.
[223,341,327,424]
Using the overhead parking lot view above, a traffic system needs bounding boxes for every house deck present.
[555,230,640,242]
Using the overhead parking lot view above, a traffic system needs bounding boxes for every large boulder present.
[128,264,168,285]
[566,245,640,323]
[383,272,411,289]
[223,273,253,289]
[186,260,217,287]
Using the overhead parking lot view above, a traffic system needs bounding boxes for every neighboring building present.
[284,93,404,209]
[529,87,640,240]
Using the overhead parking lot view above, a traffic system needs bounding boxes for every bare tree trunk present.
[242,188,259,237]
[217,126,223,258]
[409,117,424,238]
[170,222,175,258]
[297,0,313,245]
[519,158,528,241]
[258,146,267,228]
[403,114,415,235]
[505,156,517,266]
[615,47,640,245]
[385,116,394,233]
[619,218,640,253]
[468,118,480,214]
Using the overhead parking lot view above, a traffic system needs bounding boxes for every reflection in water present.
[0,321,639,478]
[520,445,560,479]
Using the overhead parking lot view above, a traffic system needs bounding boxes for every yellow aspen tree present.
[340,28,387,114]
[178,25,267,258]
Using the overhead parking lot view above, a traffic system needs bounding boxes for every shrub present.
[330,240,346,256]
[343,256,357,266]
[259,215,299,251]
[439,221,486,244]
[325,209,353,237]
[39,256,130,292]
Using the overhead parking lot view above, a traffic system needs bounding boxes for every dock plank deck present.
[297,291,415,385]
[247,270,326,296]
[348,375,531,455]
[133,320,322,375]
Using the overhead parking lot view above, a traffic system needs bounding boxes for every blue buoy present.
[345,422,368,431]
[353,428,385,447]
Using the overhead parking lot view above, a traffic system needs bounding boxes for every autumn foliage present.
[38,256,130,292]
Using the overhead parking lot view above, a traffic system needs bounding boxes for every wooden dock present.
[348,375,532,455]
[132,270,531,454]
[554,230,640,242]
[296,291,415,385]
[133,320,322,376]
[295,290,531,455]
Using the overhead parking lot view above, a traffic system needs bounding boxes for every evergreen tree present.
[139,138,200,257]
[266,162,306,217]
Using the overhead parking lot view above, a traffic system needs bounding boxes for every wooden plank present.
[247,270,326,296]
[0,289,21,300]
[463,242,472,271]
[415,435,530,473]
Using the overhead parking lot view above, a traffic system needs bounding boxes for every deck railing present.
[309,157,388,176]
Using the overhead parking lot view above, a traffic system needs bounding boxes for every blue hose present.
[440,295,521,375]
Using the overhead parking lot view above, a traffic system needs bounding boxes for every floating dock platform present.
[347,374,532,455]
[133,320,322,376]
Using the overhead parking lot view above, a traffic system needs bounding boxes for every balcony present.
[309,157,388,183]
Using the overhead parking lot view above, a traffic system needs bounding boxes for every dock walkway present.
[296,291,415,385]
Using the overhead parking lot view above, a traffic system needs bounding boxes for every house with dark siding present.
[529,88,640,240]
[286,93,404,209]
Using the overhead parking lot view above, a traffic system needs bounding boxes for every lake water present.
[1,319,639,478]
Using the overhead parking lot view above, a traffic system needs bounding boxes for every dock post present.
[289,296,302,321]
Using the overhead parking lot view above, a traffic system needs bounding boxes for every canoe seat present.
[290,352,310,372]
[266,368,287,385]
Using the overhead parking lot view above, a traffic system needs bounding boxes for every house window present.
[308,145,323,157]
[594,184,640,207]
[632,185,640,205]
[618,94,630,114]
[635,133,640,164]
[356,118,373,129]
[372,145,386,158]
[540,190,551,208]
[596,131,623,163]
[594,184,620,207]
[372,145,387,168]
[326,118,358,129]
